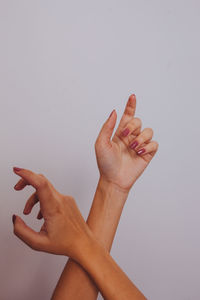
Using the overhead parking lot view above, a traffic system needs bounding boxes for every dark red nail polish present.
[130,141,138,149]
[12,214,16,224]
[137,148,146,155]
[13,167,22,172]
[122,128,130,137]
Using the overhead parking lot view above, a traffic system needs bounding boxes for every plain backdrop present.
[0,1,200,299]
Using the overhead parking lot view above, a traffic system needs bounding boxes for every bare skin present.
[12,94,158,299]
[12,167,146,300]
[50,94,158,300]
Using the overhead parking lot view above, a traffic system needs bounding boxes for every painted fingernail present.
[137,148,146,155]
[130,141,138,149]
[13,167,22,172]
[23,209,29,215]
[12,214,16,224]
[108,109,115,119]
[122,128,130,137]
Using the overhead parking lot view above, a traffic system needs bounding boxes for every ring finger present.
[129,127,153,151]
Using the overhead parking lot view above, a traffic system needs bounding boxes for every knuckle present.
[63,196,76,210]
[150,141,159,152]
[39,173,46,179]
[154,141,159,149]
[146,127,153,134]
[136,137,143,144]
[38,177,48,188]
[134,117,142,127]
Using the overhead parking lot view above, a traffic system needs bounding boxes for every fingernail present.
[137,148,146,155]
[108,110,115,119]
[13,167,22,172]
[14,183,19,189]
[122,128,130,137]
[12,214,16,224]
[130,141,138,149]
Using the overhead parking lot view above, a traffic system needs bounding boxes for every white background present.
[0,1,200,299]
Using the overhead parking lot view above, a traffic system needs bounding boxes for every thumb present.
[97,109,117,146]
[12,214,48,251]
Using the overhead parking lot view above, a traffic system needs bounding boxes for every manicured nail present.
[137,148,146,155]
[108,110,115,119]
[23,208,28,214]
[122,128,130,137]
[14,183,19,189]
[13,167,22,172]
[12,214,16,224]
[130,141,138,149]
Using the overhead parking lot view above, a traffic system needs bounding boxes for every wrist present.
[73,230,100,265]
[67,226,95,262]
[75,232,105,268]
[98,176,129,203]
[85,176,129,251]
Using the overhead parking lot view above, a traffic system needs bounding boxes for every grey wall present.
[0,1,200,299]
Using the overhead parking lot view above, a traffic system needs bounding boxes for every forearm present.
[78,237,147,300]
[86,177,128,251]
[51,176,128,300]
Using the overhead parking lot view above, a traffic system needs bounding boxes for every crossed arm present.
[12,94,158,299]
[51,177,128,299]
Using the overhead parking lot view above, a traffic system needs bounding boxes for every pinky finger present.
[137,141,159,157]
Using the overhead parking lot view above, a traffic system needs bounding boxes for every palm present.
[97,135,150,191]
[96,95,156,192]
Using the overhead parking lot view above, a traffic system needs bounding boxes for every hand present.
[12,167,147,300]
[12,167,93,259]
[95,94,159,192]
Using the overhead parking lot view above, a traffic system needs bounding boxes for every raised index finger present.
[114,94,136,137]
[122,94,136,119]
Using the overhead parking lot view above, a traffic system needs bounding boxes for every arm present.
[51,178,128,300]
[78,236,146,300]
[12,167,146,300]
[51,94,158,299]
[12,94,158,299]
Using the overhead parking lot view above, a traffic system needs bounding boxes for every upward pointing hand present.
[95,94,159,192]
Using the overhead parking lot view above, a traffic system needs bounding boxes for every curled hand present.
[12,167,92,259]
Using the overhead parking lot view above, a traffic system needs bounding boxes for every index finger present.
[13,167,58,214]
[114,94,136,137]
[13,167,46,190]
